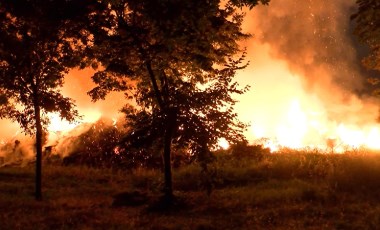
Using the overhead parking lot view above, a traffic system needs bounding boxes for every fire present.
[366,128,380,149]
[20,1,380,155]
[276,100,308,148]
[218,138,230,150]
[112,117,117,127]
[249,99,380,153]
[47,113,78,133]
[47,110,102,133]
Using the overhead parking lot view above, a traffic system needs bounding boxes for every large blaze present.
[47,111,102,133]
[234,0,380,152]
[1,0,380,157]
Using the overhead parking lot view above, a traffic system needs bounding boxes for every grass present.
[2,150,380,229]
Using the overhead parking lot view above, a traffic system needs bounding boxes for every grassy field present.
[2,150,380,229]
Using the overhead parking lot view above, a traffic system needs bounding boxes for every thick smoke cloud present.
[243,0,380,123]
[250,0,360,89]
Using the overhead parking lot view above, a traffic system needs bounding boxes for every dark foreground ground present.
[1,151,380,229]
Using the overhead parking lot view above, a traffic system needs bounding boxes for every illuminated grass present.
[1,150,380,229]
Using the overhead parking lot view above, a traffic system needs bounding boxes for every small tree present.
[87,0,269,202]
[0,0,92,200]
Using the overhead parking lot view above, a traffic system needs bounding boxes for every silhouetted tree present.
[86,0,269,202]
[352,0,380,71]
[0,0,94,200]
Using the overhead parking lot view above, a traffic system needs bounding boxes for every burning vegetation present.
[0,0,380,222]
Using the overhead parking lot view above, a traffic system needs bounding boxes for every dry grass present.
[1,150,380,229]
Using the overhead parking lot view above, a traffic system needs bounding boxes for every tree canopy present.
[0,0,269,201]
[352,0,380,71]
[85,0,266,200]
[0,0,93,200]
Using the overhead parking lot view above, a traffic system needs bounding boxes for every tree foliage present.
[0,0,93,200]
[60,118,191,169]
[229,0,270,9]
[0,0,94,130]
[88,0,251,150]
[352,0,380,71]
[86,0,266,199]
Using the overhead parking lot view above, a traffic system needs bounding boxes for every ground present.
[1,150,380,229]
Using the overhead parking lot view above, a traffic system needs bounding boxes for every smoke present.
[2,0,380,155]
[234,0,380,146]
[62,68,126,120]
[259,0,380,107]
[248,0,369,95]
[0,136,36,167]
[0,68,127,166]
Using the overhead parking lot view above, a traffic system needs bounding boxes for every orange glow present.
[263,140,279,153]
[47,53,380,153]
[2,1,379,156]
[47,111,102,133]
[232,0,380,153]
[47,113,78,133]
[366,128,380,149]
[218,138,230,150]
[245,97,380,152]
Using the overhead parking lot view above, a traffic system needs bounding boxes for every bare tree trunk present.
[34,100,43,201]
[162,108,177,202]
[163,126,173,199]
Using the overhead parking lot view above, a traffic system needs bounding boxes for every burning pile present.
[0,115,193,169]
